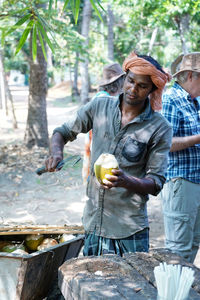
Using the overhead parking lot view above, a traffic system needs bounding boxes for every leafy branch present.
[1,0,104,61]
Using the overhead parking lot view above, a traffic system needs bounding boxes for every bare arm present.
[45,132,65,172]
[102,169,157,196]
[170,134,200,152]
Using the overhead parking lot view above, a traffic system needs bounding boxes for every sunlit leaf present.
[6,13,32,36]
[9,8,31,16]
[70,0,75,16]
[36,14,58,46]
[32,23,37,61]
[89,0,103,21]
[37,20,55,53]
[15,19,34,55]
[1,30,5,47]
[95,0,105,12]
[63,0,70,11]
[74,0,80,24]
[38,28,47,61]
[48,0,53,12]
[34,9,58,46]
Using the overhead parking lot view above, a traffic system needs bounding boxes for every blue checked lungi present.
[83,228,149,256]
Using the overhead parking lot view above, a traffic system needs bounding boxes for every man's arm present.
[170,134,200,152]
[102,169,157,196]
[45,132,65,172]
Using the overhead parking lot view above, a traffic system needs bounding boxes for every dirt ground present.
[0,84,199,271]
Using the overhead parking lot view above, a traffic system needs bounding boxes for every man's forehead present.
[127,70,152,83]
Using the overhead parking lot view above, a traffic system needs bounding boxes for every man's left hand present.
[102,169,128,189]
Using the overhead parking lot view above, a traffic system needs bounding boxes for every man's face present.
[190,73,200,98]
[123,71,153,106]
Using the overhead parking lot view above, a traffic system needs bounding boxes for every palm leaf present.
[34,8,54,32]
[1,29,5,47]
[32,23,37,61]
[74,0,80,24]
[89,0,103,21]
[95,0,105,12]
[37,20,55,53]
[9,8,31,16]
[63,0,70,11]
[48,0,54,12]
[36,14,58,46]
[37,28,47,61]
[70,0,75,17]
[15,19,34,55]
[6,13,32,36]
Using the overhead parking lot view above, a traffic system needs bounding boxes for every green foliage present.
[62,0,104,23]
[102,0,200,69]
[32,23,37,60]
[1,0,103,61]
[15,19,34,55]
[1,0,200,88]
[3,29,29,75]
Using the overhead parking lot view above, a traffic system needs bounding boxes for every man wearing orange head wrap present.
[122,52,171,111]
[45,52,172,256]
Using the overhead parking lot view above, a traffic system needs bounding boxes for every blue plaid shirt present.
[162,82,200,183]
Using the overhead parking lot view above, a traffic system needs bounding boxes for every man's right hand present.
[45,154,63,172]
[45,132,65,172]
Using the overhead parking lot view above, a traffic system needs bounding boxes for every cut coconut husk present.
[37,238,58,251]
[94,153,119,184]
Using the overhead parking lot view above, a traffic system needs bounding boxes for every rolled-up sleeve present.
[145,126,173,195]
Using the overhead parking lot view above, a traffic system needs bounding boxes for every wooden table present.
[58,248,200,300]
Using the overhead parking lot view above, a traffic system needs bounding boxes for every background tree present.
[80,0,92,104]
[1,0,200,148]
[24,29,49,148]
[107,4,114,61]
[0,0,102,147]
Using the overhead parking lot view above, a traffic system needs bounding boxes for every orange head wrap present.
[122,52,171,111]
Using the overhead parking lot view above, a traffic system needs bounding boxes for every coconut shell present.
[37,238,58,251]
[94,153,119,184]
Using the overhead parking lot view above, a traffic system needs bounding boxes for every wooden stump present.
[58,249,200,300]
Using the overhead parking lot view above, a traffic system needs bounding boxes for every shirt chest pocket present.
[122,137,147,162]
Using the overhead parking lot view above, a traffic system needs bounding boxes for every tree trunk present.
[47,47,55,86]
[0,50,7,114]
[80,0,92,104]
[72,51,79,96]
[0,49,18,128]
[175,14,190,54]
[24,35,49,148]
[148,27,158,55]
[107,4,114,61]
[4,76,18,128]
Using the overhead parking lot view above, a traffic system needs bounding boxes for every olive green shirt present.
[53,94,172,239]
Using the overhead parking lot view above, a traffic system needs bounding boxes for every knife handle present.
[36,160,64,176]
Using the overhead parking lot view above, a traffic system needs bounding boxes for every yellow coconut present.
[37,238,58,251]
[94,153,119,184]
[25,234,44,251]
